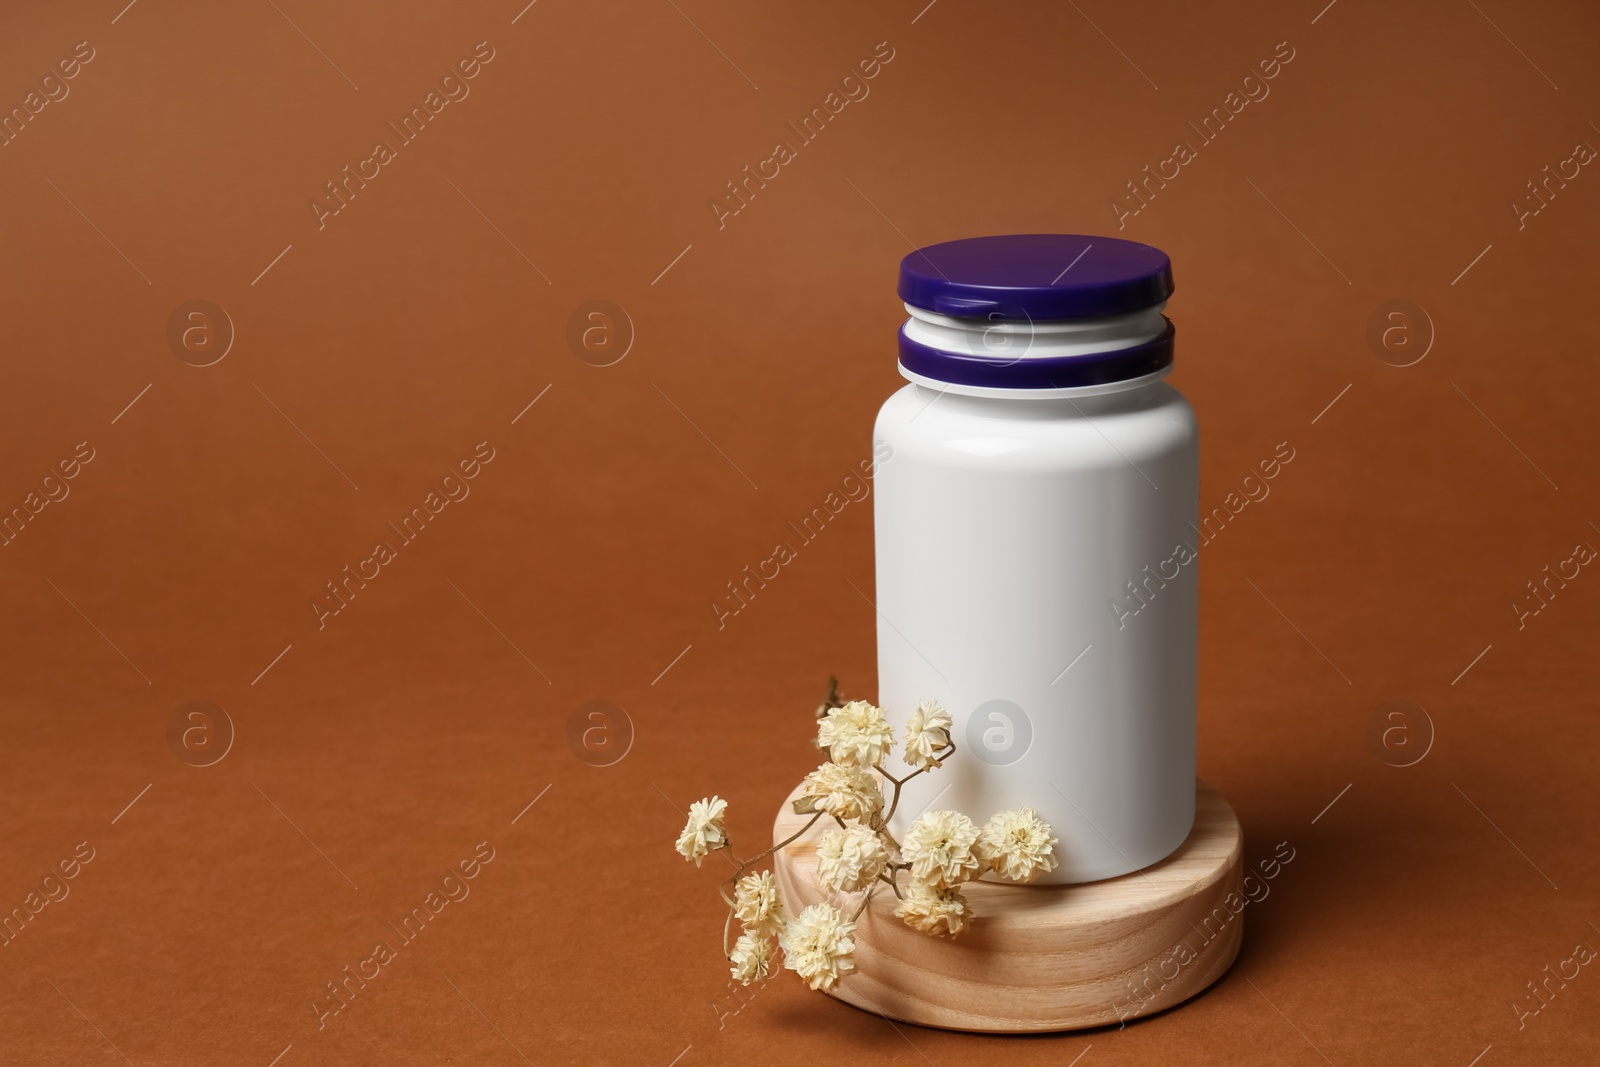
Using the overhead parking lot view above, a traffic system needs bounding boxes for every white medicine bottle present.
[875,234,1198,885]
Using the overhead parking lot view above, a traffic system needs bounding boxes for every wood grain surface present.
[772,780,1244,1031]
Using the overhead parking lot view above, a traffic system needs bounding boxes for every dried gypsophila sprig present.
[673,680,1059,993]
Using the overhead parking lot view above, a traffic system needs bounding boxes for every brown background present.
[1,0,1596,1063]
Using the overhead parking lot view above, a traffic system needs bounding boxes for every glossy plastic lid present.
[898,234,1174,320]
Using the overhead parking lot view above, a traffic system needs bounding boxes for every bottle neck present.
[898,301,1172,400]
[909,378,1171,420]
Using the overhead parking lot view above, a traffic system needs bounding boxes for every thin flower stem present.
[879,741,956,826]
[722,904,735,957]
[758,808,824,862]
[720,810,824,895]
[877,870,903,900]
[851,885,878,922]
[883,778,905,825]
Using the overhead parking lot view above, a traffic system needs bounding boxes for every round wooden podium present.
[771,780,1244,1032]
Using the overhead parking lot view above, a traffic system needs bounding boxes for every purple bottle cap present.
[897,234,1177,391]
[897,234,1173,320]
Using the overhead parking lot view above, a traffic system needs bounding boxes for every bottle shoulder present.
[875,381,1197,448]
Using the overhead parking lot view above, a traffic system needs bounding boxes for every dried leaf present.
[792,795,820,815]
[814,675,844,720]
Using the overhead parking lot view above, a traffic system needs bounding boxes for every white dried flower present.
[976,807,1060,883]
[901,701,953,771]
[780,903,856,991]
[894,883,973,936]
[729,930,775,985]
[732,870,785,938]
[802,762,884,821]
[674,796,728,866]
[815,826,889,894]
[815,700,895,768]
[901,809,982,888]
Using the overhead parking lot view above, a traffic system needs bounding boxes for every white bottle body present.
[874,378,1198,884]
